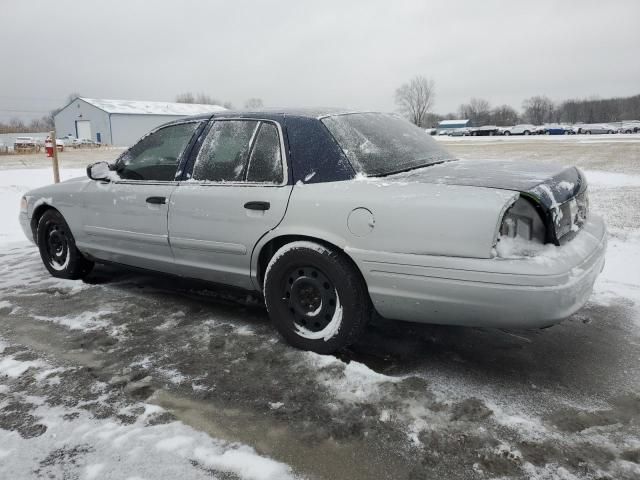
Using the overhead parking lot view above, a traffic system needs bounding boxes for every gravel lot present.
[1,136,639,479]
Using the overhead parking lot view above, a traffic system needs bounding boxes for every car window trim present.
[184,117,289,187]
[111,120,204,185]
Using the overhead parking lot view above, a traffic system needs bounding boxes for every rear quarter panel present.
[252,178,517,286]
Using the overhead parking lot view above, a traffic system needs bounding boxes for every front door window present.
[115,122,200,181]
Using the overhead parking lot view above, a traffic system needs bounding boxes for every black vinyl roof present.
[175,108,375,123]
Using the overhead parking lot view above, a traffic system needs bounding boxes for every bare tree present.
[244,98,264,109]
[175,92,224,105]
[395,76,435,127]
[490,104,520,126]
[175,92,196,103]
[66,92,82,103]
[458,98,492,125]
[522,96,555,125]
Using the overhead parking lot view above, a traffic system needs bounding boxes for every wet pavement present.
[1,138,640,479]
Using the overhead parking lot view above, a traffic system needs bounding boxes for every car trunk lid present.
[391,159,588,244]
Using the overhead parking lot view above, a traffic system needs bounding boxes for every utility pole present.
[49,130,60,183]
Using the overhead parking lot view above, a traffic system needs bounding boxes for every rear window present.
[321,113,453,176]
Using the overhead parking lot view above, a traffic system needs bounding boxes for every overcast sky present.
[1,0,639,121]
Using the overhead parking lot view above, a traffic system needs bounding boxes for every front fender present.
[25,177,91,240]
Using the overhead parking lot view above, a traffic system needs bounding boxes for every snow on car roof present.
[438,119,470,126]
[80,97,226,116]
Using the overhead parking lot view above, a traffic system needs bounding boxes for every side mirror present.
[87,161,112,181]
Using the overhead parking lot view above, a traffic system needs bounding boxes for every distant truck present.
[469,125,500,136]
[13,137,41,153]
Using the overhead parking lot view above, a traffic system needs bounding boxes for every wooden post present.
[50,130,60,183]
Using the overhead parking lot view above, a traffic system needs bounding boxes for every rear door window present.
[191,120,284,184]
[246,123,283,184]
[192,120,259,182]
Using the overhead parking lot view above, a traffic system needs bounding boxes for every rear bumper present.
[349,215,607,328]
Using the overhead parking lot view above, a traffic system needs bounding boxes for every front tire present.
[37,209,93,279]
[264,241,371,354]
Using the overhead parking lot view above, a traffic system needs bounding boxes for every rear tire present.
[36,209,93,279]
[264,241,371,354]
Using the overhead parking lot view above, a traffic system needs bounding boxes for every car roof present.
[170,108,379,123]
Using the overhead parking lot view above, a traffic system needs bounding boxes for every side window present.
[192,120,259,182]
[116,122,199,181]
[246,123,283,184]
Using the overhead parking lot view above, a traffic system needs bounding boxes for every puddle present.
[151,389,415,480]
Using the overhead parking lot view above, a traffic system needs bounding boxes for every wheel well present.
[30,204,58,240]
[256,235,368,291]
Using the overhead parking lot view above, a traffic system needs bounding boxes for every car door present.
[168,118,293,289]
[78,121,202,271]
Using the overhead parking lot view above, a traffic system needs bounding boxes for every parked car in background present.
[424,128,437,135]
[72,138,100,148]
[469,125,500,136]
[496,126,512,135]
[539,124,568,135]
[618,121,640,134]
[13,136,41,153]
[503,124,536,136]
[19,109,606,354]
[448,127,470,136]
[55,139,65,152]
[579,124,617,134]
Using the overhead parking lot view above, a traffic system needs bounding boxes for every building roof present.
[79,97,226,116]
[438,119,470,126]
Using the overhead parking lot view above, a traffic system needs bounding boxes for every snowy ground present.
[1,139,639,479]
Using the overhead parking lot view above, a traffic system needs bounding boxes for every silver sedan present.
[19,110,606,353]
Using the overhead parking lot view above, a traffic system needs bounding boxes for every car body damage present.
[394,159,588,244]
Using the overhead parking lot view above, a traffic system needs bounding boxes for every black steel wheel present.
[283,265,338,333]
[36,209,93,279]
[264,241,371,354]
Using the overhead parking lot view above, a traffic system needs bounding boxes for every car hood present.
[391,159,585,204]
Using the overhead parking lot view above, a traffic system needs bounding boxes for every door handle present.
[244,201,270,211]
[146,196,167,205]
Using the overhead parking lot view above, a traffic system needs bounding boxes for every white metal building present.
[437,119,471,134]
[54,97,225,146]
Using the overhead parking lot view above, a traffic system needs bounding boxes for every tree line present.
[3,84,639,134]
[0,116,54,134]
[396,76,640,127]
[174,92,264,110]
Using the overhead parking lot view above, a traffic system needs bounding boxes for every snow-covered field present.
[1,139,640,479]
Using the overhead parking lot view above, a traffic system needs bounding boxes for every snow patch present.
[306,353,402,402]
[32,309,114,331]
[584,170,640,188]
[0,356,46,378]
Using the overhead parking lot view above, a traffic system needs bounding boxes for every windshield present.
[321,112,454,176]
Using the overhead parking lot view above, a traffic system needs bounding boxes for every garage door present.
[76,120,92,140]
